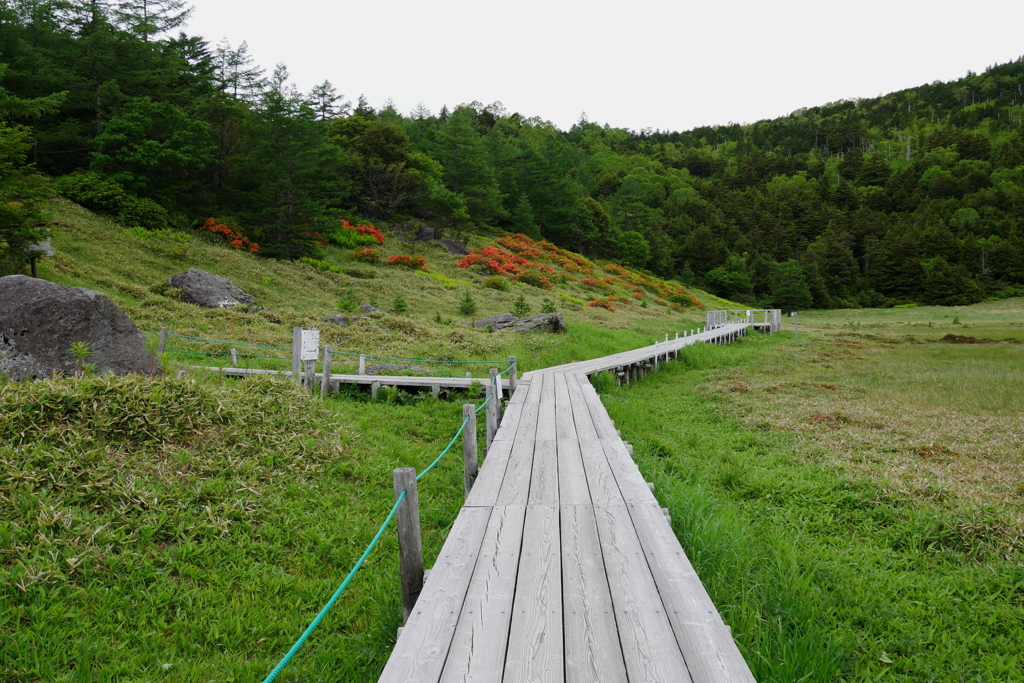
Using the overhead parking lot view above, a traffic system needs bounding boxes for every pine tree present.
[114,0,192,41]
[213,39,266,102]
[307,80,348,121]
[512,193,541,239]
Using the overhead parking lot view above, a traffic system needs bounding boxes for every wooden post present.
[793,311,799,339]
[291,327,302,383]
[157,327,169,355]
[466,372,471,379]
[372,381,381,399]
[304,358,316,392]
[462,404,478,498]
[484,384,497,451]
[653,343,659,372]
[230,348,237,366]
[431,383,440,398]
[358,354,366,375]
[392,468,423,624]
[489,368,502,423]
[321,346,333,396]
[508,356,517,394]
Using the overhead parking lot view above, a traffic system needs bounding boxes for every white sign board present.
[300,329,320,361]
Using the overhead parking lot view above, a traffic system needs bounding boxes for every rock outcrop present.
[438,238,467,255]
[471,312,566,333]
[0,275,153,380]
[167,269,255,308]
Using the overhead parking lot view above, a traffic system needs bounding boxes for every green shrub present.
[393,295,408,314]
[540,299,557,314]
[337,289,359,313]
[512,294,531,318]
[484,277,509,292]
[457,290,477,317]
[55,171,169,230]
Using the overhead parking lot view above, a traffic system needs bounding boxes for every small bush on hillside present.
[512,294,530,318]
[337,289,359,313]
[540,299,557,314]
[457,290,477,317]
[392,295,408,314]
[484,277,509,291]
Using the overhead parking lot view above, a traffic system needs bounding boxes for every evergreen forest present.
[3,0,1024,308]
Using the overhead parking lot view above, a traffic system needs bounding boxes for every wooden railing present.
[706,308,782,333]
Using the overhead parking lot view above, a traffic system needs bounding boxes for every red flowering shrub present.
[330,218,384,248]
[581,277,614,292]
[493,233,595,275]
[386,254,428,270]
[353,248,380,263]
[587,299,616,312]
[197,218,259,253]
[458,244,555,288]
[607,296,632,305]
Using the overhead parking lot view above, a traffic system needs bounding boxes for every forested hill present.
[2,2,1023,308]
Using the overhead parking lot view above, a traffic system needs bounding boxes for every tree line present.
[2,0,1023,307]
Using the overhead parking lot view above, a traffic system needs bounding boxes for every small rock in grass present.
[359,303,383,314]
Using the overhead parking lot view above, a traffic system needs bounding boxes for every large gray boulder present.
[0,275,153,380]
[359,304,383,314]
[167,269,255,308]
[438,238,467,256]
[514,313,566,334]
[474,313,518,330]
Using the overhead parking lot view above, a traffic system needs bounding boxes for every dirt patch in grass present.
[940,334,1022,344]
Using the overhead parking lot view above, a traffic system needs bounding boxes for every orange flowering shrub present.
[458,244,555,288]
[386,254,428,270]
[587,299,616,312]
[353,248,380,263]
[197,218,259,253]
[494,233,595,275]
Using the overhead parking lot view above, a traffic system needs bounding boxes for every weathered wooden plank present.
[556,439,591,506]
[378,507,491,683]
[535,374,557,440]
[504,504,563,683]
[564,375,624,507]
[592,504,694,683]
[439,505,527,683]
[528,439,558,506]
[599,437,661,507]
[553,373,577,441]
[513,376,544,444]
[561,504,629,683]
[627,501,756,683]
[496,439,538,506]
[464,439,514,507]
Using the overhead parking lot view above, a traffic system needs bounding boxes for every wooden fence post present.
[462,404,478,498]
[358,354,366,375]
[653,342,659,372]
[230,348,237,366]
[484,383,497,451]
[392,468,423,624]
[157,327,169,355]
[321,346,332,396]
[489,368,502,423]
[291,327,302,383]
[372,381,380,399]
[508,356,517,394]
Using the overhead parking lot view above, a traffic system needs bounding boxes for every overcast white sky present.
[183,0,1024,132]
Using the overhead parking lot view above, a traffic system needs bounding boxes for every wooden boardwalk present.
[379,323,756,683]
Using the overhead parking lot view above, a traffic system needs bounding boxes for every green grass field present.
[5,201,1024,681]
[598,303,1024,682]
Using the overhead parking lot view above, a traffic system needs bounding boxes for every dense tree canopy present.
[2,0,1023,305]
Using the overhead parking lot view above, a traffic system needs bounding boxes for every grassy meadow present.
[597,302,1024,682]
[5,200,1023,681]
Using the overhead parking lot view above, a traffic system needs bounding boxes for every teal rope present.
[155,331,290,351]
[416,415,471,482]
[330,351,506,365]
[261,490,406,683]
[475,391,492,414]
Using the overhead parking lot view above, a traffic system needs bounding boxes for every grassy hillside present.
[38,198,712,373]
[599,304,1024,682]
